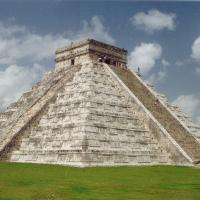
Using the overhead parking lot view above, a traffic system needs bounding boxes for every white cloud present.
[0,22,69,110]
[0,24,71,65]
[0,16,114,66]
[191,36,200,63]
[130,9,176,33]
[195,67,200,75]
[0,16,115,110]
[0,64,44,110]
[75,16,115,45]
[173,93,200,123]
[161,59,170,67]
[128,42,162,75]
[146,59,169,84]
[147,67,167,84]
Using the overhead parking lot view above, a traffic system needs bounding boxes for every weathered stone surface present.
[55,39,127,70]
[109,65,200,165]
[0,39,199,167]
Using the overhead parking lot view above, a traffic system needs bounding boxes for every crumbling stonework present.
[0,39,199,166]
[55,39,127,70]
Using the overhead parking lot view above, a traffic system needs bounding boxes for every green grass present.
[0,162,200,200]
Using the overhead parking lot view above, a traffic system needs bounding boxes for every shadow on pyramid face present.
[0,39,199,167]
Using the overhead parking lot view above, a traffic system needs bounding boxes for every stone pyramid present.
[0,39,200,167]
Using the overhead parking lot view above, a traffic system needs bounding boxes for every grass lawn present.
[0,162,200,200]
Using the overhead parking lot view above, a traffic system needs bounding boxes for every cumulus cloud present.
[0,64,44,110]
[128,42,162,75]
[146,59,169,84]
[0,16,115,110]
[161,59,170,67]
[0,23,71,65]
[173,93,200,123]
[130,9,176,33]
[0,16,114,66]
[191,36,200,63]
[147,67,167,85]
[75,16,115,45]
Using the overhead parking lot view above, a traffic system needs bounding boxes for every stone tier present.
[0,65,81,159]
[1,62,173,166]
[109,65,200,164]
[145,83,200,143]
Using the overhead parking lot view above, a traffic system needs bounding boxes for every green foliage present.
[0,162,200,200]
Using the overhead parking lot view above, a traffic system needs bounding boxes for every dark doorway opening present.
[71,59,75,65]
[105,58,111,64]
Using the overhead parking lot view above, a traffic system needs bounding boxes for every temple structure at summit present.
[55,39,127,69]
[0,39,199,167]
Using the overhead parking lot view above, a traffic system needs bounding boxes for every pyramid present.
[0,39,200,167]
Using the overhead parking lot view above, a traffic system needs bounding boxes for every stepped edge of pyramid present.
[0,39,199,167]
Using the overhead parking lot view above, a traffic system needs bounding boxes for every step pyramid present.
[0,39,199,167]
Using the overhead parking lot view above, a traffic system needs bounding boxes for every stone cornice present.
[55,48,127,64]
[55,39,127,55]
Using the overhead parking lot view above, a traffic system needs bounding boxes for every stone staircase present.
[1,61,198,166]
[109,65,200,164]
[0,64,81,159]
[1,62,172,166]
[145,84,200,143]
[0,68,62,131]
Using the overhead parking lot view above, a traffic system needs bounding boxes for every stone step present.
[1,61,171,166]
[109,65,200,163]
[0,65,82,158]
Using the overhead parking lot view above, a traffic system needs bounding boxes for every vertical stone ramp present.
[1,62,174,166]
[109,65,200,164]
[145,83,200,143]
[0,65,81,160]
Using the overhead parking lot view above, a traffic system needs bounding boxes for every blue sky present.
[0,1,200,123]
